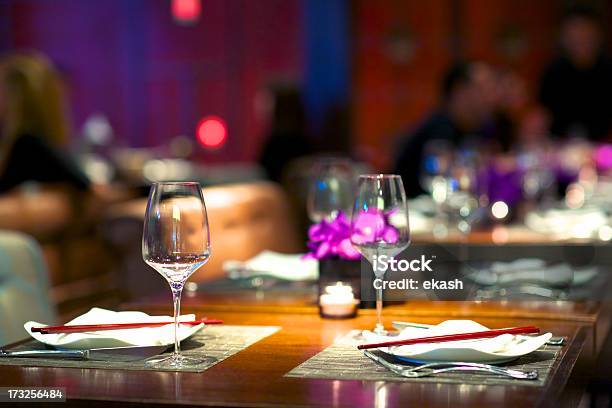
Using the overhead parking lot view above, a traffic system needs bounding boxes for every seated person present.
[393,62,494,197]
[539,6,612,141]
[0,53,90,236]
[0,53,89,192]
[258,83,313,183]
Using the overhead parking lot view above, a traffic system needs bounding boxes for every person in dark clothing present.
[0,53,90,192]
[539,6,612,141]
[0,133,89,193]
[258,83,312,183]
[393,62,494,197]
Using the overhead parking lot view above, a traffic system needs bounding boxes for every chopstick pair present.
[357,326,540,350]
[31,318,223,335]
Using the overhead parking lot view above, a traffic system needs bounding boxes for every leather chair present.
[105,182,303,298]
[0,231,57,345]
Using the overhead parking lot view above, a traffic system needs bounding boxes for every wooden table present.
[1,291,607,407]
[135,286,612,355]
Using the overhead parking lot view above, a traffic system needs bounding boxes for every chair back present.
[0,231,56,345]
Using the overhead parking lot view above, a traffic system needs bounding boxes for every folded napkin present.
[223,250,318,281]
[24,308,203,350]
[362,320,551,359]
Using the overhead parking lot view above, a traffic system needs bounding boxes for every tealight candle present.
[319,281,359,319]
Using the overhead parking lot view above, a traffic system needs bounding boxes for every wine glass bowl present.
[350,174,411,334]
[142,182,213,368]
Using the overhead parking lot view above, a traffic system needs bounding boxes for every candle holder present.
[319,281,359,319]
[318,258,376,309]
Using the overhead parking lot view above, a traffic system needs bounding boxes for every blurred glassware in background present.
[420,143,483,234]
[444,148,482,233]
[78,114,116,184]
[420,140,454,207]
[517,145,557,209]
[307,158,355,223]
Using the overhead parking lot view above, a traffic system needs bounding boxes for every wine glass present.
[350,175,411,335]
[420,139,454,206]
[307,158,354,223]
[445,148,481,234]
[142,181,212,368]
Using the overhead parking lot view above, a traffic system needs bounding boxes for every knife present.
[0,345,168,362]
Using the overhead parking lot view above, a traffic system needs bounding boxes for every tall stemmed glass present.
[142,182,212,368]
[350,175,411,335]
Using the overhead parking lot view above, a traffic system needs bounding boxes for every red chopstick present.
[357,326,540,350]
[31,319,223,334]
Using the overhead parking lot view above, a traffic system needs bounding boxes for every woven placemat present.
[0,325,279,373]
[286,330,561,386]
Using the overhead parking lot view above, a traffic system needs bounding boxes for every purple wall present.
[0,0,304,163]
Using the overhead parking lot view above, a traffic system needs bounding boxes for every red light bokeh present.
[171,0,201,24]
[197,116,227,149]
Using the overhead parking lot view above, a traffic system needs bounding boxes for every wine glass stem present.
[375,285,383,333]
[171,285,183,357]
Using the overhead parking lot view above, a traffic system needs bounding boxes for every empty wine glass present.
[142,182,212,368]
[307,158,354,223]
[350,175,411,334]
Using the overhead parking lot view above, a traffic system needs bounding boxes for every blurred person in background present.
[539,6,612,141]
[0,53,89,192]
[0,52,90,235]
[258,83,313,183]
[483,68,530,153]
[393,62,495,197]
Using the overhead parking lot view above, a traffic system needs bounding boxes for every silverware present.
[391,321,434,330]
[391,321,565,346]
[363,350,538,380]
[0,345,168,362]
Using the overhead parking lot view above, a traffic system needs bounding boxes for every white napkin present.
[223,250,318,281]
[362,320,552,358]
[24,307,204,350]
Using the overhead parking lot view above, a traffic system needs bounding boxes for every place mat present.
[286,330,561,386]
[0,325,279,373]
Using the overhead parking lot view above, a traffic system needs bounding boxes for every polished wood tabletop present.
[0,300,602,408]
[132,286,612,354]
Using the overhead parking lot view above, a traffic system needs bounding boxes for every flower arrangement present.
[305,210,400,261]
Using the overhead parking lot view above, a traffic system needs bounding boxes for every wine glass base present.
[145,353,217,369]
[373,324,388,336]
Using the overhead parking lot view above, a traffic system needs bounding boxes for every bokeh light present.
[171,0,201,24]
[491,201,509,219]
[197,116,227,150]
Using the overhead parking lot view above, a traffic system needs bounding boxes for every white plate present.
[364,320,552,364]
[24,308,204,350]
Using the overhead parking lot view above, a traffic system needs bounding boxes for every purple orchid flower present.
[305,210,400,261]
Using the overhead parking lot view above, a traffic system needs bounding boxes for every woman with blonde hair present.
[0,53,90,236]
[0,52,89,192]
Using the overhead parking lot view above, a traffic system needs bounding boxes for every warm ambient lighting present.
[171,0,201,25]
[197,116,227,149]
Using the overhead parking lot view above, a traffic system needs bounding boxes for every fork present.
[364,350,538,380]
